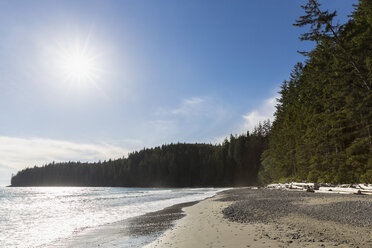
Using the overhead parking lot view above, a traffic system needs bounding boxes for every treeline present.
[11,0,372,187]
[259,0,372,184]
[11,122,270,187]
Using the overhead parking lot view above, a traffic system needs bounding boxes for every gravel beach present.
[144,188,372,248]
[45,188,372,248]
[222,188,372,226]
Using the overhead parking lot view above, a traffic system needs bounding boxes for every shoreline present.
[144,188,372,248]
[40,188,372,248]
[42,201,201,248]
[39,188,228,248]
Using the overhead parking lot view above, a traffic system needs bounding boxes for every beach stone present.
[220,188,372,226]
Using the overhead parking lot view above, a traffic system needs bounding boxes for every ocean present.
[0,187,224,248]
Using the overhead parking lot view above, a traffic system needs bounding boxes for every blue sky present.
[0,0,357,185]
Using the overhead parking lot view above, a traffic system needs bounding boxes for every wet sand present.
[45,188,372,248]
[43,201,199,248]
[144,188,372,248]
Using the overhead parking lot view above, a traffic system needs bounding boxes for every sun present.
[59,45,100,84]
[62,50,96,83]
[51,36,103,86]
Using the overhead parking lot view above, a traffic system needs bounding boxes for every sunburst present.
[51,34,104,88]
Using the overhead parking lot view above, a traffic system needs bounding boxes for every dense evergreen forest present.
[11,122,270,187]
[259,0,372,184]
[10,0,372,186]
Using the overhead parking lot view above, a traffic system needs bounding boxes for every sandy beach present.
[42,201,199,248]
[144,188,372,248]
[42,188,372,248]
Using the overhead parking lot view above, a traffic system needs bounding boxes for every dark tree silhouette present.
[11,123,270,187]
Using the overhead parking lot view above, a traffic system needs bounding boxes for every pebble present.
[221,189,372,227]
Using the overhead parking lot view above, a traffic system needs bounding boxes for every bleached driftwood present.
[266,183,372,195]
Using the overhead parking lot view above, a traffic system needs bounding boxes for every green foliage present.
[11,122,271,187]
[10,0,371,186]
[361,169,372,183]
[261,0,372,184]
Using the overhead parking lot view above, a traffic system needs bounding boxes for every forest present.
[10,0,372,186]
[259,0,372,184]
[11,122,270,187]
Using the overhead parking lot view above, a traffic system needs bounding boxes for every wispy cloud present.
[146,96,231,144]
[183,97,204,105]
[170,97,207,115]
[210,95,278,145]
[0,136,130,172]
[241,96,277,132]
